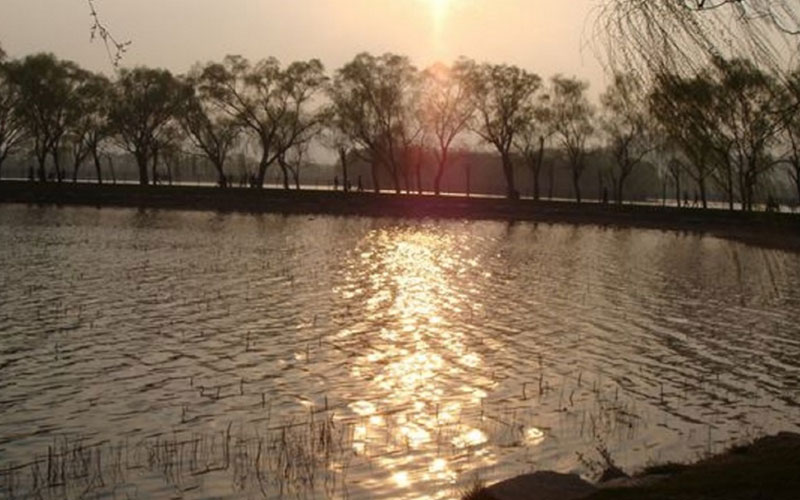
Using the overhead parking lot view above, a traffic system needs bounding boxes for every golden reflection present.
[337,228,498,492]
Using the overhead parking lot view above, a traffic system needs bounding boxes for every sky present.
[0,0,608,94]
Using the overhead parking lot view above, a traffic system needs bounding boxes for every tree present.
[0,49,26,179]
[463,62,541,199]
[600,73,655,204]
[6,54,88,182]
[331,53,419,194]
[514,92,552,201]
[198,56,326,189]
[109,67,187,185]
[180,71,241,187]
[66,72,112,182]
[711,57,784,211]
[779,68,800,204]
[550,76,595,203]
[595,1,800,77]
[420,60,475,195]
[320,106,355,193]
[650,71,721,208]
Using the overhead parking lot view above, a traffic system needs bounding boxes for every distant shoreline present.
[2,180,799,251]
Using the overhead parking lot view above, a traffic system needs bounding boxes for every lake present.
[0,204,798,499]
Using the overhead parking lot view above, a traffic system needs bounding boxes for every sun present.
[429,0,452,25]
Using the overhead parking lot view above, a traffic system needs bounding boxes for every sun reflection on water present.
[338,228,499,493]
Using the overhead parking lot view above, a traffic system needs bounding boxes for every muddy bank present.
[477,432,800,500]
[2,181,799,251]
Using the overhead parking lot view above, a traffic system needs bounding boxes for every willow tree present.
[67,72,112,182]
[595,0,800,76]
[330,53,419,194]
[712,57,784,211]
[198,56,326,189]
[550,76,595,203]
[650,72,721,208]
[420,60,475,196]
[6,54,89,182]
[464,62,541,199]
[109,67,187,185]
[0,48,25,179]
[180,71,241,187]
[780,68,800,203]
[600,73,655,204]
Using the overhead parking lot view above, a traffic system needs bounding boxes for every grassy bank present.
[2,181,799,251]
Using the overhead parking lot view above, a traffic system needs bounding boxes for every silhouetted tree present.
[6,54,89,182]
[595,0,800,76]
[198,56,326,189]
[180,71,241,187]
[420,60,475,195]
[514,90,552,201]
[463,62,541,199]
[109,67,186,185]
[67,72,111,182]
[0,47,26,179]
[550,76,595,203]
[600,73,655,204]
[332,53,419,193]
[650,72,721,208]
[779,68,800,204]
[711,57,784,211]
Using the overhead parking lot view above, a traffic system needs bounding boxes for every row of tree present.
[1,45,799,209]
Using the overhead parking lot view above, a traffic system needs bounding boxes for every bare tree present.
[463,62,541,199]
[550,76,595,203]
[420,60,475,195]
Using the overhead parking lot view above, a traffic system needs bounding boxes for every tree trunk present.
[36,152,47,183]
[370,162,380,193]
[532,136,545,201]
[52,149,63,183]
[136,152,149,186]
[698,176,707,209]
[795,167,800,205]
[616,169,630,205]
[279,160,290,190]
[151,149,160,186]
[572,170,582,204]
[501,151,518,199]
[338,149,349,193]
[255,155,269,189]
[434,154,447,196]
[213,159,227,188]
[415,158,423,195]
[547,162,555,199]
[92,147,103,185]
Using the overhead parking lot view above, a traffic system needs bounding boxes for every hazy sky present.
[0,0,608,92]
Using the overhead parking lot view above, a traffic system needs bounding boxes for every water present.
[0,204,799,499]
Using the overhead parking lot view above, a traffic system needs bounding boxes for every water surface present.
[0,204,798,499]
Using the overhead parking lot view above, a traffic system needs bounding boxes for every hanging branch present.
[87,0,131,67]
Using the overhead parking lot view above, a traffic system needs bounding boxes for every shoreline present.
[2,180,799,251]
[477,432,800,500]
